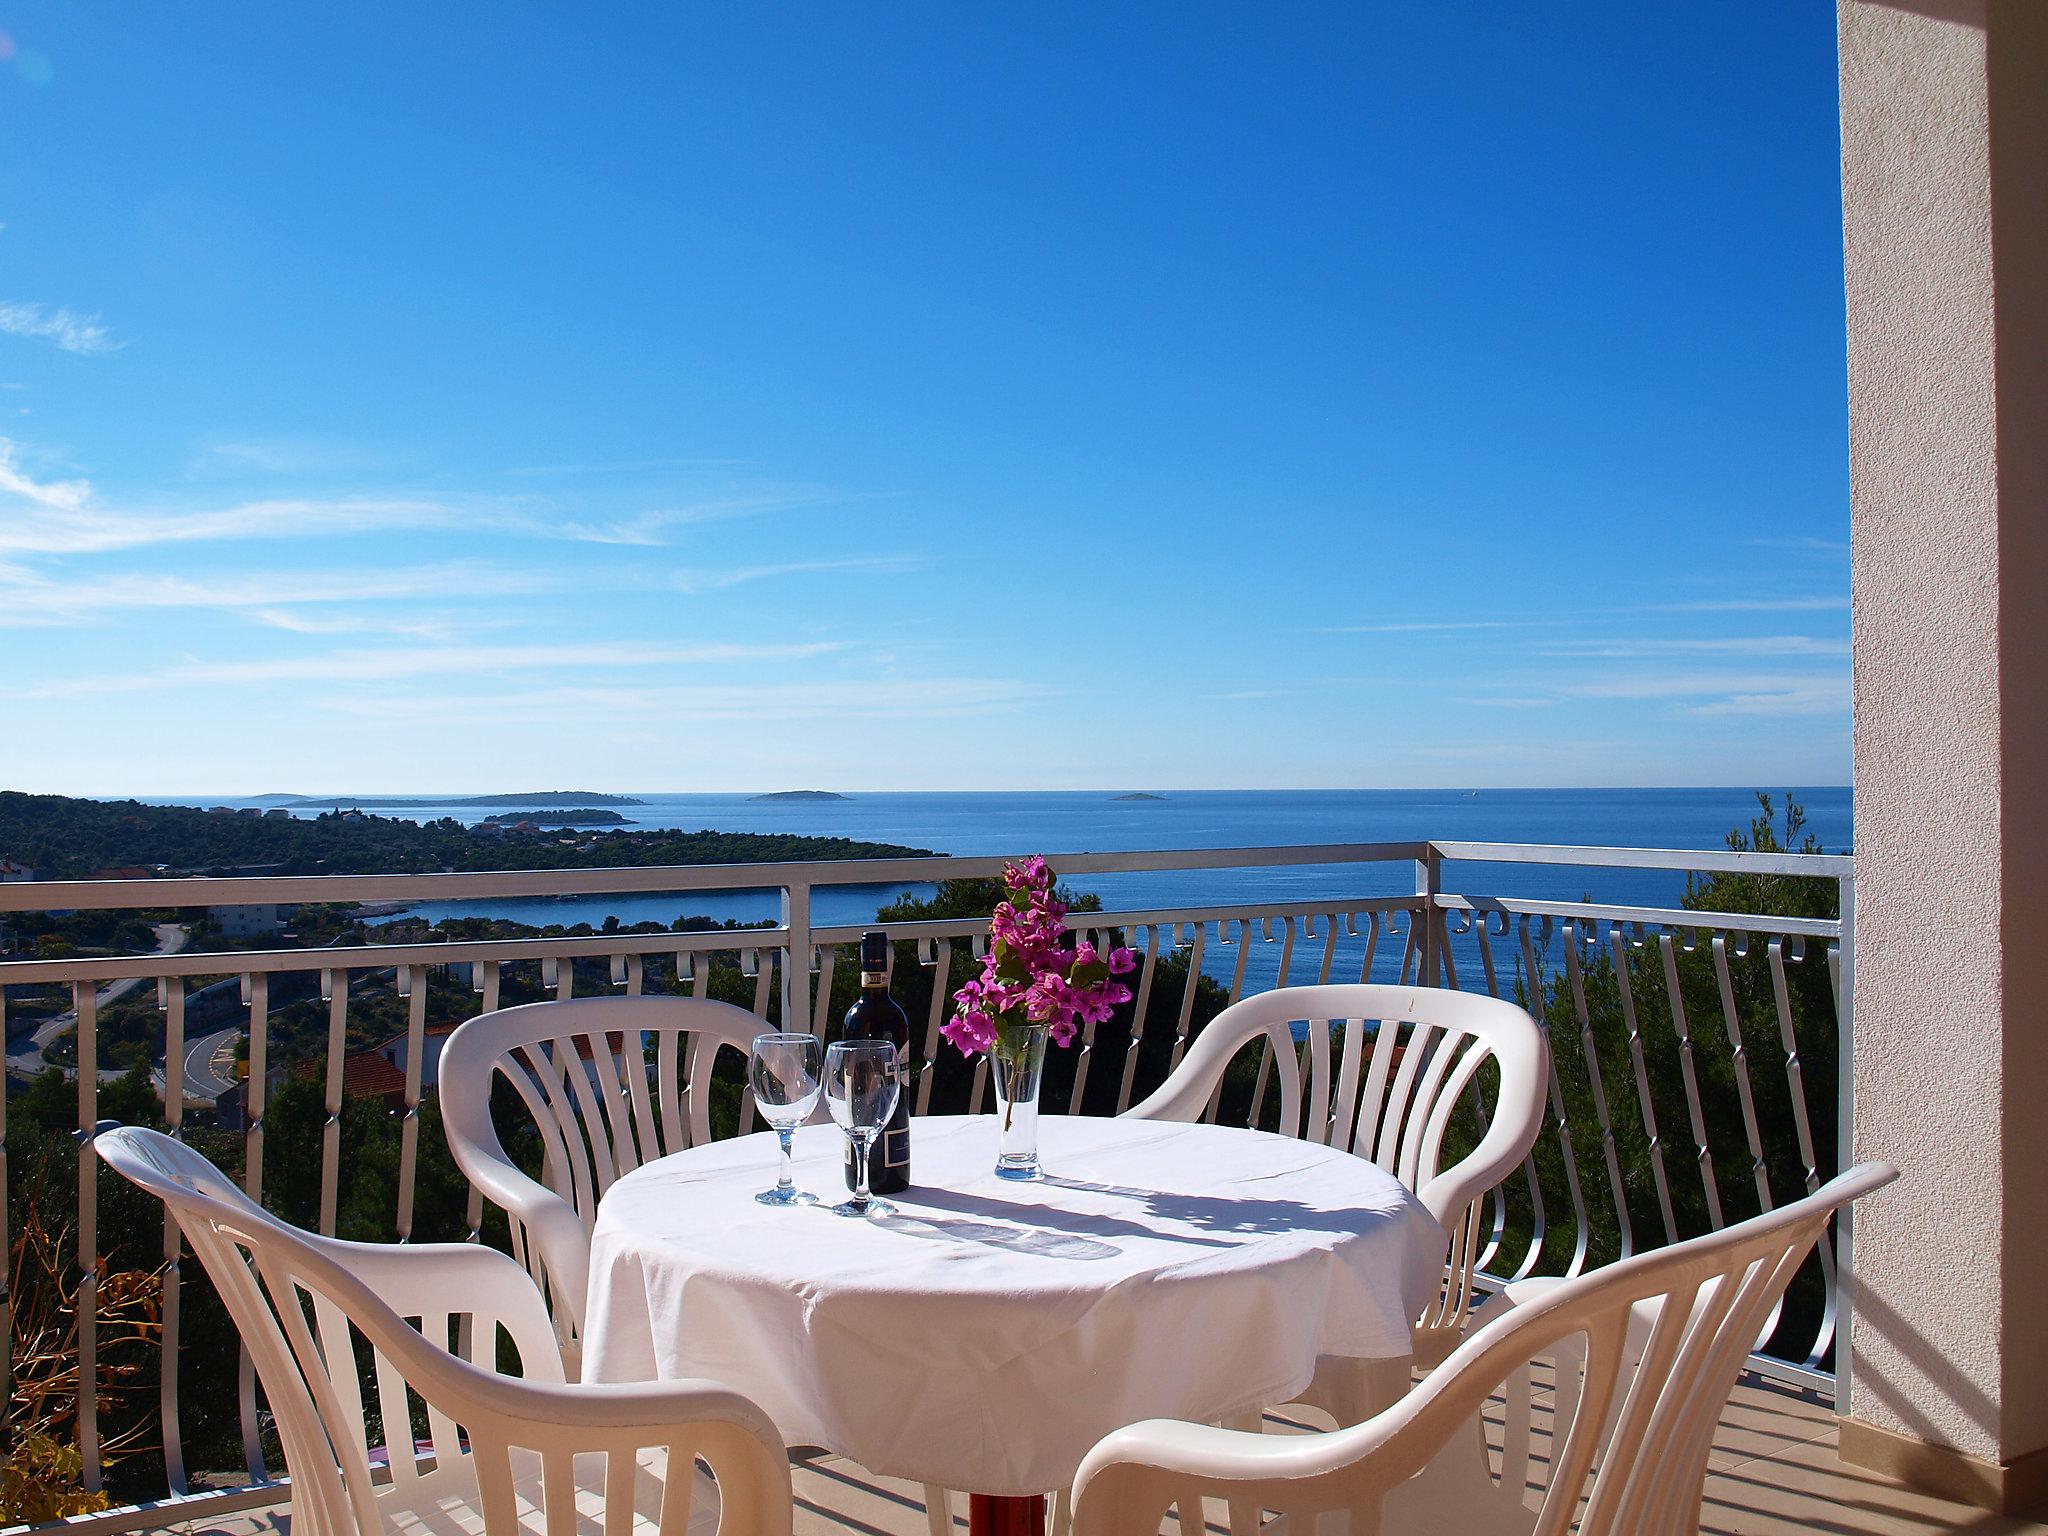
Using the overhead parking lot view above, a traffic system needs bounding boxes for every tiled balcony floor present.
[159,1374,2045,1536]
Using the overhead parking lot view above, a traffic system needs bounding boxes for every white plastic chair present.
[1070,1160,1894,1536]
[96,1125,793,1536]
[1123,983,1550,1369]
[438,995,780,1366]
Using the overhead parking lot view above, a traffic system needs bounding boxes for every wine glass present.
[824,1039,901,1218]
[750,1032,823,1207]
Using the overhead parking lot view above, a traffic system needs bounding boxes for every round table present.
[582,1113,1446,1522]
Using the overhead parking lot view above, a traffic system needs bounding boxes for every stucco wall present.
[1841,0,2048,1466]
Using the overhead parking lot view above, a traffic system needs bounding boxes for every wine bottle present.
[841,929,911,1193]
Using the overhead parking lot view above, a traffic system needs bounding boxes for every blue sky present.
[0,3,1850,795]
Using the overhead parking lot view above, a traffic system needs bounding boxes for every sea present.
[164,788,1853,991]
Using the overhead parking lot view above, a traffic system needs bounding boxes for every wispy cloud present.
[1538,635,1849,658]
[673,556,925,593]
[1319,619,1543,635]
[506,457,756,478]
[0,560,557,626]
[1750,536,1849,553]
[1645,596,1848,614]
[1688,679,1851,716]
[0,439,854,555]
[189,437,394,477]
[0,301,119,356]
[319,676,1061,725]
[1560,671,1849,704]
[1319,596,1850,636]
[29,640,852,699]
[556,485,851,544]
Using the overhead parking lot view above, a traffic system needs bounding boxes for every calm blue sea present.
[167,789,1852,990]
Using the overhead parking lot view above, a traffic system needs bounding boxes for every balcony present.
[0,836,1914,1534]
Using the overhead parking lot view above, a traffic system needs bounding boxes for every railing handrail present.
[1435,892,1842,941]
[0,836,1852,914]
[0,841,1435,913]
[1430,839,1853,878]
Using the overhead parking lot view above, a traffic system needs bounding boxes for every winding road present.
[4,922,190,1078]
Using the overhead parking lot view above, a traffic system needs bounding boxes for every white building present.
[207,903,288,940]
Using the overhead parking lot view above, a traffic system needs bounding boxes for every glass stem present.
[776,1127,795,1193]
[855,1133,875,1208]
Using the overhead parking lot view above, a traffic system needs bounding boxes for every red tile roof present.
[294,1049,408,1100]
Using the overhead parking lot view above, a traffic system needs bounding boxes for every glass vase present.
[989,1025,1049,1180]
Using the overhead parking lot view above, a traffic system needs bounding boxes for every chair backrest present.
[97,1125,790,1536]
[441,995,772,1223]
[1072,1160,1897,1536]
[1126,983,1549,1331]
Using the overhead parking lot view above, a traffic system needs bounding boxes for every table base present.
[968,1492,1047,1536]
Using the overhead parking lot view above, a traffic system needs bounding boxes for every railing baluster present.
[1169,923,1206,1070]
[918,939,953,1116]
[1712,933,1776,1216]
[1563,921,1633,1260]
[0,988,8,1411]
[1114,926,1162,1113]
[396,964,427,1240]
[75,981,100,1491]
[1608,923,1678,1245]
[319,971,347,1237]
[1523,915,1591,1277]
[239,971,268,1481]
[1658,933,1725,1229]
[1769,935,1837,1367]
[158,976,189,1495]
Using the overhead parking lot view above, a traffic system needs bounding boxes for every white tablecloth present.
[582,1114,1446,1495]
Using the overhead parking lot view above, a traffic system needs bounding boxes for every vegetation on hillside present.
[0,791,931,881]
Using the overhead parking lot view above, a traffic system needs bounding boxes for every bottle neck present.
[861,969,888,989]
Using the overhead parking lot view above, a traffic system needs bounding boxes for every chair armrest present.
[303,1234,567,1382]
[439,1069,594,1330]
[1414,1031,1551,1234]
[1123,1019,1297,1124]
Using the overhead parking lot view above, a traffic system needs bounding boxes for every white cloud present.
[1538,635,1849,658]
[319,676,1060,725]
[0,439,852,555]
[0,560,557,626]
[1646,596,1848,613]
[674,556,925,593]
[29,640,853,699]
[1689,680,1852,717]
[1561,671,1844,701]
[1320,619,1535,635]
[0,302,119,356]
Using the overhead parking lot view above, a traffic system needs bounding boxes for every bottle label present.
[882,1124,910,1169]
[861,970,888,987]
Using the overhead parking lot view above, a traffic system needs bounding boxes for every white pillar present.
[1840,0,2048,1513]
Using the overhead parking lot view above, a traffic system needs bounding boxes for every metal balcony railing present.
[0,838,1851,1534]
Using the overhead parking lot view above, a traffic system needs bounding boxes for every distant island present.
[0,791,930,880]
[279,791,647,808]
[1112,792,1167,801]
[481,808,631,827]
[748,790,850,802]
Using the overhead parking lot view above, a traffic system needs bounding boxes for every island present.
[748,790,851,802]
[0,791,929,880]
[1112,792,1167,801]
[281,791,647,808]
[480,809,631,827]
